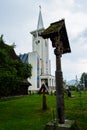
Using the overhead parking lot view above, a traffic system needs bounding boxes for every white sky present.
[0,0,87,81]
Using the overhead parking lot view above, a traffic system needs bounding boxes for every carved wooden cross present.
[41,19,71,124]
[38,83,49,110]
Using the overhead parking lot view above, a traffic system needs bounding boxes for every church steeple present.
[37,6,44,30]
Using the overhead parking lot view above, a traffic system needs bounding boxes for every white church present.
[20,7,55,93]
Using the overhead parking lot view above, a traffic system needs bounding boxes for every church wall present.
[43,39,49,75]
[48,60,51,75]
[28,52,40,92]
[32,32,50,75]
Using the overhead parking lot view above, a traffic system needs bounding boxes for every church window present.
[35,40,40,45]
[33,34,37,38]
[38,40,40,43]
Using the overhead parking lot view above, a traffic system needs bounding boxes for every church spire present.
[37,6,44,30]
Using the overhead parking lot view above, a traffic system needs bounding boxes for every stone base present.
[45,119,74,130]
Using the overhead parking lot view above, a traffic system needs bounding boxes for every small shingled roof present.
[38,83,49,94]
[41,19,71,54]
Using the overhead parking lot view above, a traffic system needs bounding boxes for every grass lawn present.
[0,91,87,130]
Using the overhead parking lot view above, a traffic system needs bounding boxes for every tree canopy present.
[80,72,87,88]
[0,35,32,97]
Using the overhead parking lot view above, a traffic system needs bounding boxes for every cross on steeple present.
[37,5,44,30]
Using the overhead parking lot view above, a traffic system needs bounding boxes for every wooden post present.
[53,36,65,123]
[42,94,47,110]
[38,83,49,110]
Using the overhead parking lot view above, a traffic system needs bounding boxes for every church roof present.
[37,6,44,30]
[0,35,19,60]
[19,53,28,64]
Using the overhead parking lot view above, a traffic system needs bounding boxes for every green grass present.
[0,91,87,130]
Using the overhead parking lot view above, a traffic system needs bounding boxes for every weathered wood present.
[42,94,47,110]
[38,83,49,110]
[41,19,71,124]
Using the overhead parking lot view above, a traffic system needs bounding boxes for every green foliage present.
[80,72,87,88]
[0,35,32,97]
[70,121,78,130]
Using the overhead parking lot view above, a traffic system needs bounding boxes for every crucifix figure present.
[41,19,71,124]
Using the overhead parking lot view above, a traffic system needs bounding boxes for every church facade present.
[20,7,55,93]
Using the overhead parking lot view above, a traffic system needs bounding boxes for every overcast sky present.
[0,0,87,81]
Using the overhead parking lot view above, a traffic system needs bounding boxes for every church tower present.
[30,6,50,75]
[26,6,56,92]
[20,7,55,92]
